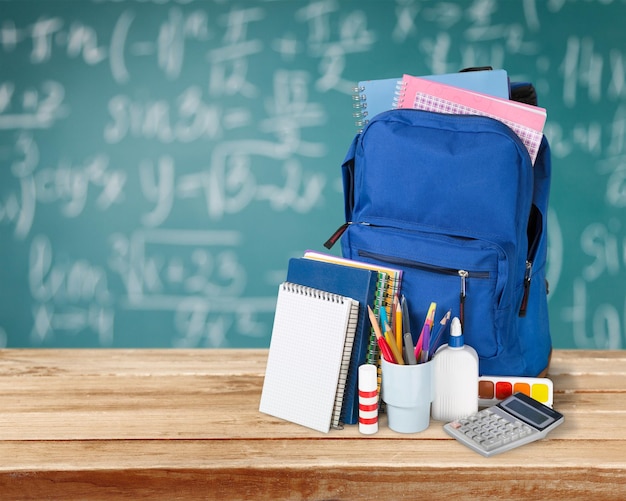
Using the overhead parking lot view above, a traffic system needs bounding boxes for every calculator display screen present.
[503,398,552,428]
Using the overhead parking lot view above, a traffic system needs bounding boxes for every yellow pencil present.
[384,321,404,365]
[394,296,403,352]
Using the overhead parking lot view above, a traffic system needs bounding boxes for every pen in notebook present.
[367,305,396,364]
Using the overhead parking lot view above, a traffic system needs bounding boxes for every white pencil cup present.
[381,358,433,433]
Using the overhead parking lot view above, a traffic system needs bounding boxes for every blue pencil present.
[428,309,451,359]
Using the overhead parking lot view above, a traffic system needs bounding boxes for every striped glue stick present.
[358,364,378,434]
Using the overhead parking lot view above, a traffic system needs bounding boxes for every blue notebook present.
[286,257,379,426]
[353,69,510,130]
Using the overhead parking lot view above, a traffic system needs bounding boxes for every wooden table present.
[0,349,624,500]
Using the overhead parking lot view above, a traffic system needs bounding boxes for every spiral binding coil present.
[352,85,368,130]
[365,287,392,365]
[281,282,345,303]
[352,81,409,130]
[392,79,407,109]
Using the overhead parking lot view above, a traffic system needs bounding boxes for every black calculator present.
[444,392,564,457]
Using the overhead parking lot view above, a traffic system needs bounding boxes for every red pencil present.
[367,305,397,363]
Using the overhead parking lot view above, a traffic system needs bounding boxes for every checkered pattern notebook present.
[395,74,546,165]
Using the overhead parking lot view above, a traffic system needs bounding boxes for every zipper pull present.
[519,260,532,317]
[458,270,468,327]
[324,222,351,249]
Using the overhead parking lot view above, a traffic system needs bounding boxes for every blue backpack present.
[326,88,552,377]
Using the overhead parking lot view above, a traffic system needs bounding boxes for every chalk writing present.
[28,235,114,345]
[1,135,126,238]
[0,0,624,350]
[104,86,229,143]
[0,81,67,129]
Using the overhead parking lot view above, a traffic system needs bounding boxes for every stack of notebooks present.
[352,68,547,165]
[352,68,511,131]
[259,251,402,433]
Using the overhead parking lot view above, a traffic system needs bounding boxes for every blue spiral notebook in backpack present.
[353,69,509,130]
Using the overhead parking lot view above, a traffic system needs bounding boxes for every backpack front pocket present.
[344,222,512,360]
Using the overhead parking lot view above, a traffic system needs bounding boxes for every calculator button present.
[483,439,503,450]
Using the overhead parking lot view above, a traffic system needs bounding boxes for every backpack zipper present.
[324,223,494,327]
[458,269,468,328]
[518,260,532,317]
[357,249,490,328]
[518,205,542,317]
[324,222,350,249]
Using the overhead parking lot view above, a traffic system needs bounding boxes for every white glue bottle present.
[431,316,479,422]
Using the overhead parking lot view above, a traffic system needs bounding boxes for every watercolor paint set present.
[478,375,553,408]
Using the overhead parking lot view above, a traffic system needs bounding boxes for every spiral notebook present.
[259,282,359,433]
[395,74,546,164]
[352,69,509,130]
[286,257,379,425]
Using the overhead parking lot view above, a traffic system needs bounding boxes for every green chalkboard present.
[0,0,625,350]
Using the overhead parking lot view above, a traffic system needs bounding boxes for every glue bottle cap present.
[448,317,464,348]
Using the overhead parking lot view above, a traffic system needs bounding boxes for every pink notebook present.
[395,74,547,165]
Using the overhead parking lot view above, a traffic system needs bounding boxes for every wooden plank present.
[552,373,626,392]
[0,349,269,376]
[1,466,624,501]
[0,440,624,500]
[1,349,624,378]
[1,376,623,412]
[549,350,626,375]
[0,373,622,441]
[1,438,624,472]
[0,406,621,441]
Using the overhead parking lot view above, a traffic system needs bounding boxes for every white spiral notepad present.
[259,282,359,433]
